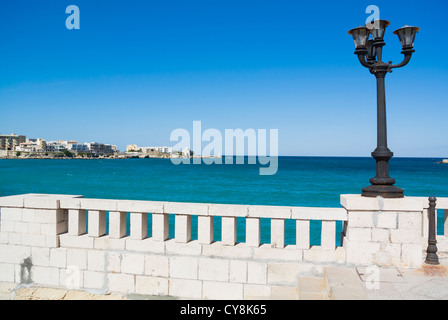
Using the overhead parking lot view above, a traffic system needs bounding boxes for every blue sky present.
[0,0,447,156]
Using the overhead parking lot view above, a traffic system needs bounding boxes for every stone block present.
[135,276,169,296]
[169,257,198,280]
[125,238,164,254]
[59,234,94,249]
[321,220,336,250]
[303,246,346,264]
[248,261,267,284]
[168,279,202,299]
[24,196,60,210]
[208,204,248,217]
[292,207,347,222]
[341,194,424,212]
[1,207,23,222]
[246,218,260,247]
[390,229,421,244]
[121,253,145,275]
[21,209,36,223]
[68,209,87,236]
[377,212,398,229]
[346,227,372,242]
[347,211,374,228]
[94,236,126,251]
[164,202,208,216]
[371,228,390,242]
[202,281,243,300]
[107,252,121,273]
[80,199,117,211]
[32,266,60,286]
[107,273,135,294]
[108,211,126,239]
[0,263,15,282]
[41,221,68,236]
[152,213,169,242]
[31,247,50,267]
[116,200,164,214]
[344,239,381,266]
[21,233,46,247]
[252,244,303,262]
[67,248,87,270]
[296,220,310,250]
[248,205,291,219]
[222,217,236,246]
[144,255,169,277]
[14,221,29,234]
[267,263,302,285]
[50,248,67,268]
[198,216,213,244]
[165,239,202,256]
[88,250,106,272]
[45,235,60,248]
[175,214,191,243]
[398,212,422,231]
[0,220,14,233]
[198,258,229,282]
[34,209,66,224]
[243,284,271,300]
[60,266,83,290]
[130,212,148,240]
[88,210,106,238]
[0,195,25,208]
[84,270,105,290]
[202,242,252,259]
[271,219,285,249]
[229,260,247,283]
[0,244,31,264]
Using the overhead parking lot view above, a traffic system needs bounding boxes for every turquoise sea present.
[0,157,446,245]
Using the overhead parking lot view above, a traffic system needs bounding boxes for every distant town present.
[0,133,192,159]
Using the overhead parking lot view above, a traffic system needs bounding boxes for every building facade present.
[0,134,26,151]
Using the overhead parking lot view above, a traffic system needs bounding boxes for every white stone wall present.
[0,193,434,299]
[0,194,351,299]
[341,195,426,269]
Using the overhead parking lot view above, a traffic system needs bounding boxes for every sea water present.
[1,157,446,245]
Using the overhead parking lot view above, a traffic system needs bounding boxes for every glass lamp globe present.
[348,26,371,49]
[393,25,420,49]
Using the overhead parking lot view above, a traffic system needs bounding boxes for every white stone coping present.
[0,194,348,222]
[340,194,432,211]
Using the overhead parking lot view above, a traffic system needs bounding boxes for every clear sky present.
[0,0,447,157]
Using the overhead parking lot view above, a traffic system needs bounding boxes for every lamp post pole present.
[348,21,420,199]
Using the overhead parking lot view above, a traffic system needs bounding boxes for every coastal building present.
[15,138,47,152]
[127,145,173,154]
[154,146,173,154]
[66,142,89,153]
[44,140,116,154]
[182,147,192,157]
[46,141,68,152]
[87,142,115,155]
[126,144,140,152]
[0,134,26,151]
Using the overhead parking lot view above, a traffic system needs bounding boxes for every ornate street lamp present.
[348,20,420,198]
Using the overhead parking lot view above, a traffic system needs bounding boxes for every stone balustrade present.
[0,193,443,299]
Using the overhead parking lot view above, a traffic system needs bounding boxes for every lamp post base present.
[361,184,404,198]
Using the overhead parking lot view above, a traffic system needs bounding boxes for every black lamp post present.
[348,20,420,198]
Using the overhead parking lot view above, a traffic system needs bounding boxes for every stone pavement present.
[1,236,447,300]
[324,235,448,300]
